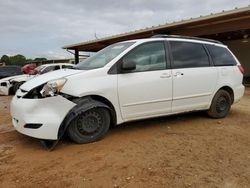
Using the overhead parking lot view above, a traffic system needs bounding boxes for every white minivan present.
[10,35,245,149]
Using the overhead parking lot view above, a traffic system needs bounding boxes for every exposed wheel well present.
[84,95,117,127]
[218,86,234,104]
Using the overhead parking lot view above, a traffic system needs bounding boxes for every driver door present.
[117,41,173,120]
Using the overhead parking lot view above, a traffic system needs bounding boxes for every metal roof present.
[63,5,250,51]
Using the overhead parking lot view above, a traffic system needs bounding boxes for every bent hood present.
[0,74,30,82]
[20,69,84,91]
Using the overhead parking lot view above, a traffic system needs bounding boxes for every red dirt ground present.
[0,88,250,188]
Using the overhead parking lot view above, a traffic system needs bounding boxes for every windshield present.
[76,42,135,70]
[34,65,45,73]
[29,65,45,75]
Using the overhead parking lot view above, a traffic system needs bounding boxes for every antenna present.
[94,32,98,39]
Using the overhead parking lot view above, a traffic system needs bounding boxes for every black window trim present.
[108,40,170,74]
[205,44,237,67]
[167,40,213,69]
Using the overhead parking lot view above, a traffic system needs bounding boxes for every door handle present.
[160,73,171,78]
[173,72,184,77]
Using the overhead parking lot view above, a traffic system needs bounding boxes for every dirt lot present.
[0,89,250,188]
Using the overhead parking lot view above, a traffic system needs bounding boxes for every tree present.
[34,57,47,61]
[0,55,10,65]
[9,54,26,65]
[26,59,33,63]
[1,54,48,66]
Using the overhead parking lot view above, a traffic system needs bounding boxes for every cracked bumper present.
[10,95,76,140]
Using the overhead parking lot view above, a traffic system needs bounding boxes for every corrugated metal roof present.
[63,5,250,50]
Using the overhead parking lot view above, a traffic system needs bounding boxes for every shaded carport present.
[63,6,250,81]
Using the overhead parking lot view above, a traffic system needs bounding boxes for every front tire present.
[207,90,232,119]
[13,82,24,93]
[67,107,110,144]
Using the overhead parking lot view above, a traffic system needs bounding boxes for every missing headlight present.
[23,85,44,99]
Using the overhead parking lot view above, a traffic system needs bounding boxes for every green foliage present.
[0,54,47,66]
[9,54,26,65]
[0,55,10,65]
[26,59,33,63]
[34,57,47,61]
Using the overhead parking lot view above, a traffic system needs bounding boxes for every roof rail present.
[151,34,223,44]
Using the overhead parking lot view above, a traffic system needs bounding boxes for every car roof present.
[41,63,75,67]
[119,35,226,48]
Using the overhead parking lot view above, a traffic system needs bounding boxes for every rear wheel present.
[207,90,232,118]
[67,107,110,144]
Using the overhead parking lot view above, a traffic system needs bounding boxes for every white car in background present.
[0,63,75,95]
[0,74,31,95]
[10,35,245,150]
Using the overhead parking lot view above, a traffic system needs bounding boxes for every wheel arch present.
[217,86,234,104]
[57,94,117,141]
[86,95,117,127]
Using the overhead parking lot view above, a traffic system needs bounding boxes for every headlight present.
[40,78,67,97]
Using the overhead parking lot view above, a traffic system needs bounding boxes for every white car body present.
[0,74,32,95]
[10,37,245,141]
[0,63,75,95]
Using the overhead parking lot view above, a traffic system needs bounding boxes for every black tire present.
[67,107,110,144]
[207,90,232,119]
[13,82,24,93]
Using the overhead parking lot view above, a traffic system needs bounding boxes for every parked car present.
[21,64,37,74]
[0,66,22,79]
[10,35,245,149]
[0,74,31,95]
[0,63,75,95]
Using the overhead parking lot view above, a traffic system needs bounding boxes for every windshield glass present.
[76,42,135,70]
[29,65,45,75]
[34,65,45,73]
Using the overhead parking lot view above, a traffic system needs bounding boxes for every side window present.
[54,65,60,70]
[62,65,74,69]
[206,45,237,66]
[170,41,210,68]
[122,42,167,72]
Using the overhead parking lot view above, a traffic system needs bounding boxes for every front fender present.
[57,97,110,144]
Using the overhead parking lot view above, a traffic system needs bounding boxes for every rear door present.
[169,40,218,112]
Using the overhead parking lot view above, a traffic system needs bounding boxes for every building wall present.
[224,39,250,77]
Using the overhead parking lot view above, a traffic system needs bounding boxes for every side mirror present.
[121,61,136,72]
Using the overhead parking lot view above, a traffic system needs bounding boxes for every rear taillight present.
[237,65,244,74]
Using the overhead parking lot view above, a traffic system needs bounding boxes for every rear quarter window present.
[206,45,237,66]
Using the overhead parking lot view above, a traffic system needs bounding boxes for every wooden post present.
[75,50,79,64]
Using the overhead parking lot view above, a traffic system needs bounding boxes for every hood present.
[20,69,84,91]
[0,74,29,82]
[10,74,35,82]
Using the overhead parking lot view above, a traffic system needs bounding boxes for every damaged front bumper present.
[10,92,76,141]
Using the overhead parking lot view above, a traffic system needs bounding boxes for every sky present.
[0,0,249,60]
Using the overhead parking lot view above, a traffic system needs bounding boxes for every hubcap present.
[216,96,228,113]
[76,111,102,135]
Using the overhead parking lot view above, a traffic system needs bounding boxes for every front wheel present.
[13,82,24,93]
[207,90,232,119]
[67,107,110,144]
